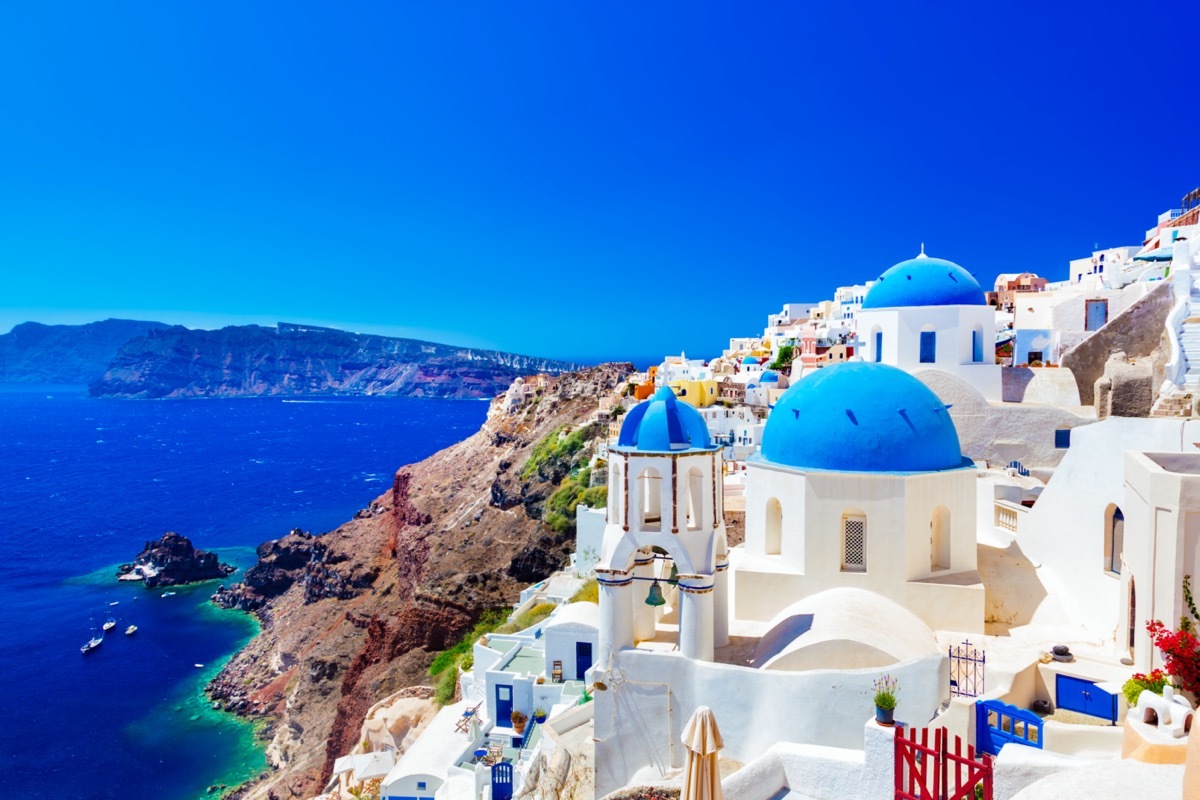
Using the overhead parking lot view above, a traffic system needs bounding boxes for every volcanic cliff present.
[206,363,634,799]
[90,322,581,399]
[0,318,170,384]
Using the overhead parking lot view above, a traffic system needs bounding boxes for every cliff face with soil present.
[118,531,236,588]
[90,322,581,399]
[0,319,170,384]
[207,363,633,799]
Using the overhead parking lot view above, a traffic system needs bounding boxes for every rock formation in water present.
[0,319,170,384]
[118,531,236,588]
[205,364,633,800]
[89,322,581,399]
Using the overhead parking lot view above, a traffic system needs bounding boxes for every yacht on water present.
[125,624,138,635]
[81,618,103,654]
[102,610,117,632]
[161,591,176,598]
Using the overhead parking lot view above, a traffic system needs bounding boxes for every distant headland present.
[0,319,581,399]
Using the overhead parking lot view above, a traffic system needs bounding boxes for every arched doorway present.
[765,498,782,555]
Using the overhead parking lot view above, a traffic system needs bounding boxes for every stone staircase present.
[1151,285,1200,417]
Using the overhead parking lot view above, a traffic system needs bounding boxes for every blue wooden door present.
[491,762,513,800]
[976,699,1043,756]
[1056,674,1117,722]
[919,331,936,363]
[874,331,883,362]
[1085,300,1108,332]
[576,641,593,681]
[495,684,513,725]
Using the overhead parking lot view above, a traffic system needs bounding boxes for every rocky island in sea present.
[118,531,237,588]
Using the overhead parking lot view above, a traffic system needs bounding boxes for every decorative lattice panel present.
[843,516,865,569]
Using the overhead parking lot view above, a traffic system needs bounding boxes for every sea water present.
[0,386,488,799]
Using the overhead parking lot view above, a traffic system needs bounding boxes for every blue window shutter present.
[1054,429,1071,449]
[874,331,882,362]
[920,331,936,363]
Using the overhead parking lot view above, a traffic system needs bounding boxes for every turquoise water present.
[0,387,488,799]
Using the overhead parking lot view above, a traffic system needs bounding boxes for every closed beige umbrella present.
[681,705,724,800]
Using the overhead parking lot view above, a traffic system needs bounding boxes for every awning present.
[1135,245,1174,262]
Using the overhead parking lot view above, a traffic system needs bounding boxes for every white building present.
[856,249,1002,401]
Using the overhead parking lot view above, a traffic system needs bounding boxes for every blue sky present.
[1,3,1197,363]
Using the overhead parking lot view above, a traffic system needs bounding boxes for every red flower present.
[1146,620,1200,696]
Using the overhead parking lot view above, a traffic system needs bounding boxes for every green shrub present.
[768,345,794,371]
[495,602,557,635]
[428,608,509,676]
[571,579,598,604]
[1122,669,1168,706]
[434,665,458,706]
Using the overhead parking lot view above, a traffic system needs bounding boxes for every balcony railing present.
[994,499,1028,533]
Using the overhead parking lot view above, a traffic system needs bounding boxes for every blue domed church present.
[736,361,985,634]
[856,248,1002,401]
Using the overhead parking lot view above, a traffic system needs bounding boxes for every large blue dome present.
[861,252,985,309]
[616,387,716,453]
[759,363,967,473]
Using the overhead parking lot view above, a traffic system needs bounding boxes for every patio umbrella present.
[468,713,482,743]
[681,705,724,800]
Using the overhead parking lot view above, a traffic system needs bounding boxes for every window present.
[1054,429,1071,449]
[418,782,427,790]
[1105,505,1124,575]
[841,513,866,571]
[765,498,782,555]
[919,331,936,363]
[931,506,950,571]
[972,329,983,363]
[874,331,883,363]
[1027,350,1043,364]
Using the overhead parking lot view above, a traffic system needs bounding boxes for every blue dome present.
[759,362,967,473]
[742,356,760,365]
[616,387,715,453]
[862,253,985,309]
[761,371,779,383]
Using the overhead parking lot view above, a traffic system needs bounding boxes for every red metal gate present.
[895,726,993,800]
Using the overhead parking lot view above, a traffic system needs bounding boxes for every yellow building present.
[668,379,720,408]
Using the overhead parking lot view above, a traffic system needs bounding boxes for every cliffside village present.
[318,192,1200,800]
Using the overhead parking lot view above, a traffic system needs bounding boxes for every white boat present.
[108,601,120,606]
[102,610,117,632]
[125,624,138,635]
[161,591,176,598]
[81,617,103,654]
[194,663,204,668]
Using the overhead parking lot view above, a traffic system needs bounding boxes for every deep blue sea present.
[0,386,488,799]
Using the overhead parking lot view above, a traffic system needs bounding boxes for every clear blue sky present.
[1,3,1197,363]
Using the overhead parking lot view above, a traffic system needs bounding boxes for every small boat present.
[102,610,117,632]
[81,617,103,654]
[194,663,204,669]
[125,625,138,636]
[108,601,120,606]
[161,591,177,598]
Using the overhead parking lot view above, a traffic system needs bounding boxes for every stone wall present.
[1060,281,1172,406]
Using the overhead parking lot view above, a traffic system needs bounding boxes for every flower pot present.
[534,713,547,724]
[875,705,895,726]
[512,718,527,735]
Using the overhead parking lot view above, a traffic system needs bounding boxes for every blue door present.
[976,699,1043,756]
[491,762,513,800]
[874,331,883,362]
[972,330,983,363]
[1056,674,1117,722]
[495,684,513,725]
[1085,300,1108,332]
[919,331,936,363]
[576,641,593,681]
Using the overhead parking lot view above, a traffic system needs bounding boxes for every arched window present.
[765,498,782,556]
[686,467,705,531]
[1104,504,1124,574]
[872,328,883,363]
[971,325,985,364]
[841,511,866,571]
[919,328,937,363]
[931,505,950,571]
[638,467,662,531]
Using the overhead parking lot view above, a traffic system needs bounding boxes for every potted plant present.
[873,674,898,726]
[536,676,545,685]
[511,710,528,735]
[533,706,547,724]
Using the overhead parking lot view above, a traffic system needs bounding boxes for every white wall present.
[1016,418,1200,650]
[858,304,1001,401]
[593,649,947,797]
[737,460,982,632]
[543,624,599,682]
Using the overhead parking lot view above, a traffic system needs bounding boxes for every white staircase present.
[1181,289,1200,393]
